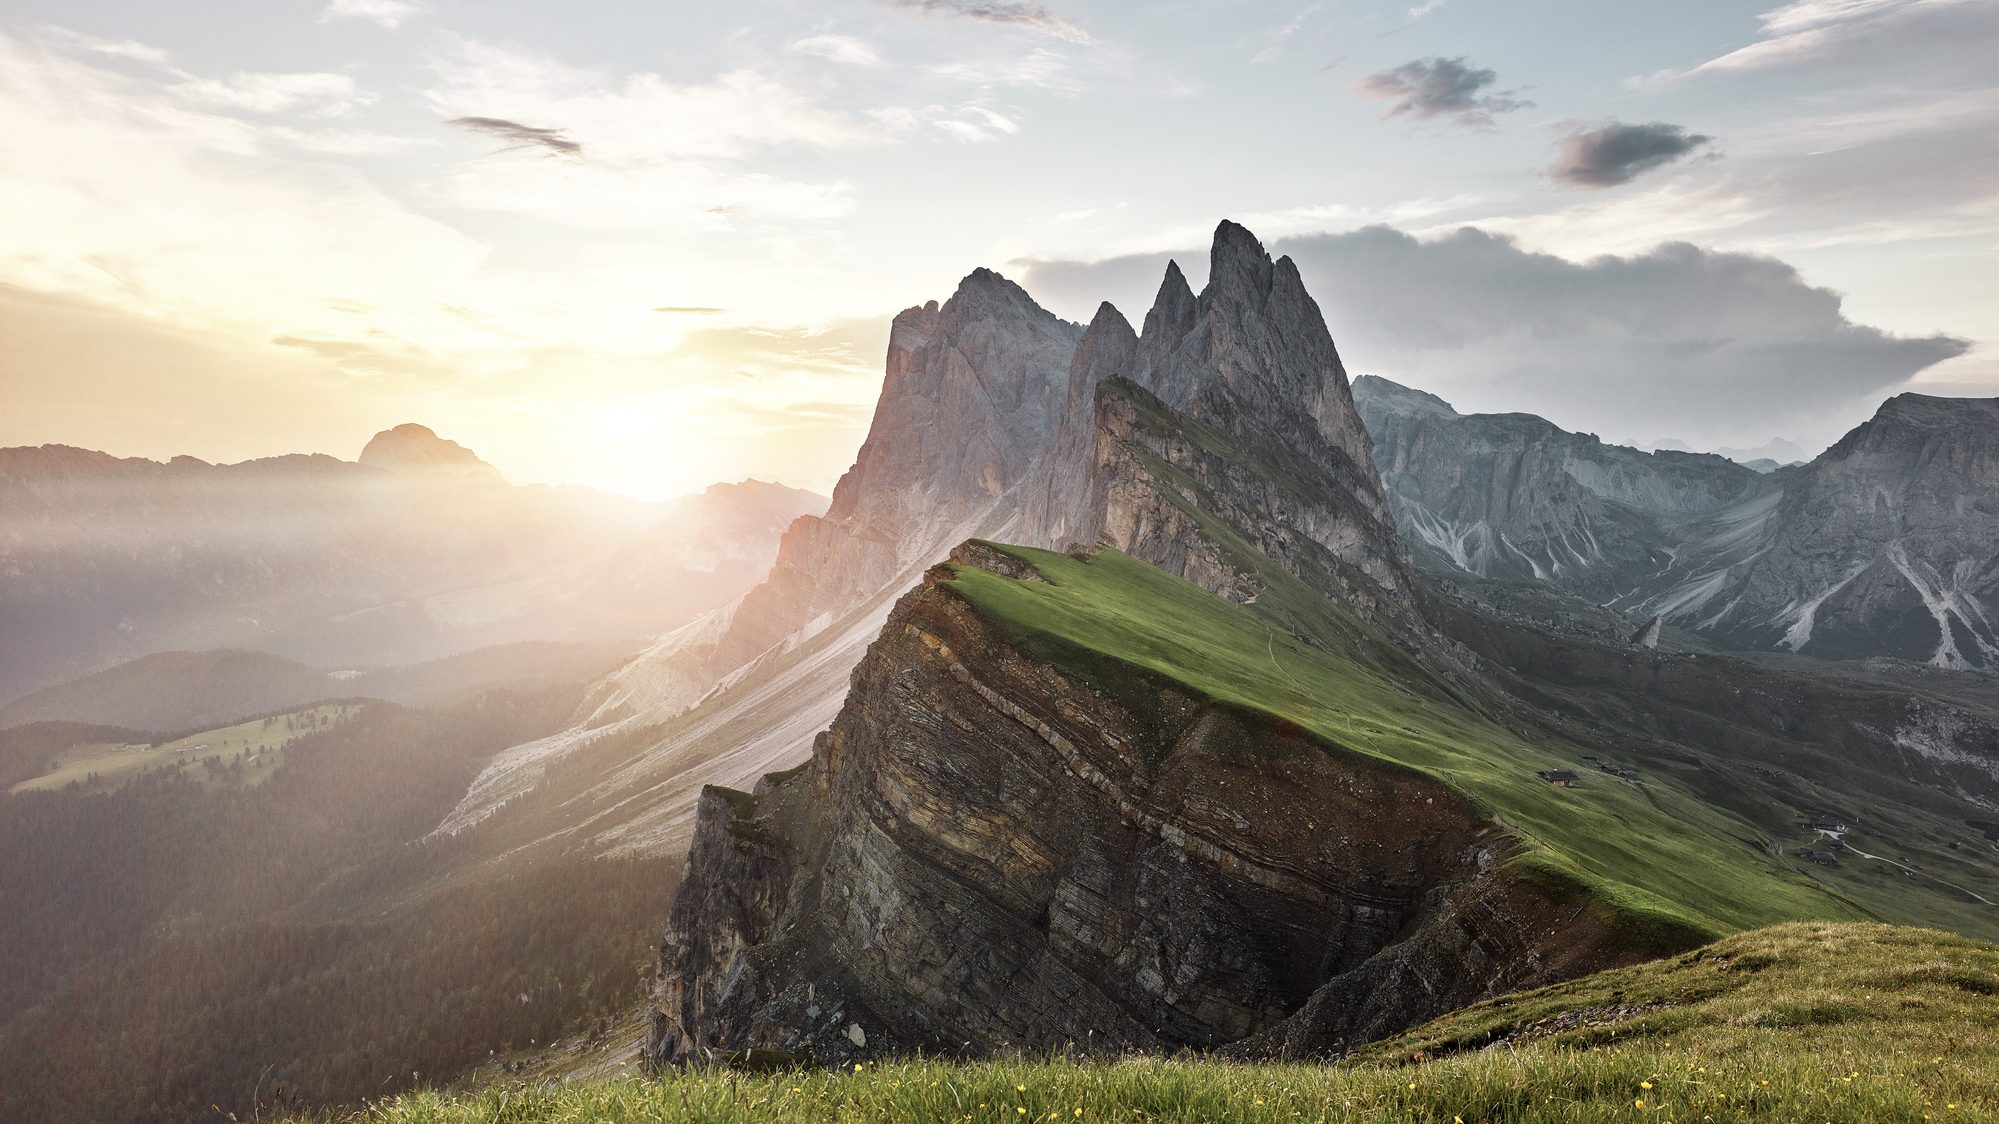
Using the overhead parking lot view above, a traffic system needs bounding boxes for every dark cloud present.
[1011,225,1972,447]
[1552,121,1713,188]
[1353,56,1529,128]
[878,0,1091,44]
[445,115,583,158]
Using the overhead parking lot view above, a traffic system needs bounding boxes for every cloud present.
[1408,0,1448,17]
[930,106,1020,143]
[1551,121,1713,188]
[171,71,375,118]
[787,35,882,66]
[924,48,1076,89]
[420,41,893,232]
[1251,4,1321,66]
[268,126,427,156]
[1012,225,1971,448]
[653,306,725,315]
[1655,0,1998,83]
[0,27,485,352]
[84,39,169,64]
[1354,56,1530,128]
[321,0,420,30]
[446,115,584,158]
[878,0,1093,44]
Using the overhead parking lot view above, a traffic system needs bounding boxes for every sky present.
[0,0,1992,499]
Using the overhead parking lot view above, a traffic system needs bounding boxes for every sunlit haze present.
[1,0,1993,499]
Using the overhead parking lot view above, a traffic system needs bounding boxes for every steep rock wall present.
[650,545,1633,1067]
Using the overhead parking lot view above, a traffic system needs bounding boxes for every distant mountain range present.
[1649,435,1811,466]
[0,427,824,704]
[1355,377,1999,669]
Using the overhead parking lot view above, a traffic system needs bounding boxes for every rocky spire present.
[1137,259,1197,366]
[1092,220,1417,608]
[827,266,1082,530]
[1020,300,1138,548]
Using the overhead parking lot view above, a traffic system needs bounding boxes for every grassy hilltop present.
[943,545,1999,945]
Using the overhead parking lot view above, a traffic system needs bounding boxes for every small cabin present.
[1809,814,1849,832]
[1538,770,1581,788]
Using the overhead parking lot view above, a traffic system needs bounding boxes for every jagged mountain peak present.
[941,265,1054,322]
[357,423,501,480]
[1204,218,1277,301]
[1140,257,1198,349]
[1084,300,1130,333]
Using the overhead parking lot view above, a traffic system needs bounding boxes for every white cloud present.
[1652,0,1997,81]
[931,105,1019,142]
[86,38,170,64]
[171,71,376,118]
[0,28,483,358]
[787,35,881,66]
[321,0,421,30]
[1250,3,1321,66]
[268,126,431,156]
[427,40,880,162]
[924,47,1076,90]
[422,40,884,233]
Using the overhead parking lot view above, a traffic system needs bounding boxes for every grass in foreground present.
[303,923,1998,1122]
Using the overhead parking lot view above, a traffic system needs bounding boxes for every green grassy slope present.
[943,545,1999,945]
[10,702,362,795]
[304,921,1999,1122]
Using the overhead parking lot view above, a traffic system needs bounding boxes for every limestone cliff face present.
[572,270,1086,726]
[650,544,1631,1066]
[1027,224,1416,620]
[1352,376,1765,599]
[1355,378,1999,670]
[1667,394,1999,668]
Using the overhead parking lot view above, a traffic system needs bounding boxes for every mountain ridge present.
[1355,375,1999,669]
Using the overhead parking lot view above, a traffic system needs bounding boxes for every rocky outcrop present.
[1030,225,1416,624]
[1650,394,1999,669]
[1356,379,1999,670]
[568,269,1086,729]
[650,546,1631,1066]
[1353,376,1766,599]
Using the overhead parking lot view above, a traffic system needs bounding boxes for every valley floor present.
[302,922,1996,1122]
